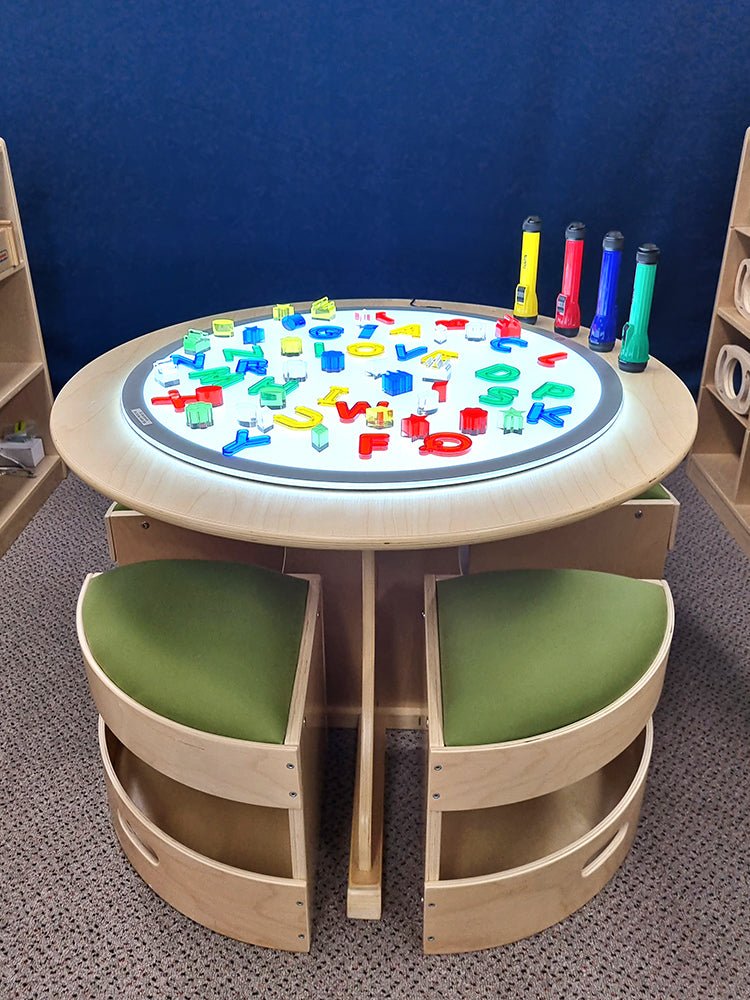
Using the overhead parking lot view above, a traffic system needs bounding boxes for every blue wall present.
[4,1,750,391]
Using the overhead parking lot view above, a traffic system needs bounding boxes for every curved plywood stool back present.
[76,562,326,952]
[422,570,673,953]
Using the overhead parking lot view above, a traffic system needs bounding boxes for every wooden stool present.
[76,559,325,952]
[423,569,674,954]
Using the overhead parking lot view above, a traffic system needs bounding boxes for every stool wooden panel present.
[79,570,326,952]
[423,725,651,954]
[424,575,673,809]
[422,570,673,953]
[77,574,324,809]
[103,502,286,571]
[101,723,313,951]
[467,485,680,580]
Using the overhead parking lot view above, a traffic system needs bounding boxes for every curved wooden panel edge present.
[77,574,305,809]
[427,581,673,809]
[423,723,653,953]
[99,720,311,952]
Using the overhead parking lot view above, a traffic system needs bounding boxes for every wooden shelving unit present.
[0,138,64,556]
[688,128,750,556]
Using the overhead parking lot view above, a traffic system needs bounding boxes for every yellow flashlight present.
[513,215,542,324]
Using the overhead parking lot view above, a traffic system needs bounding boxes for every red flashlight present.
[554,221,585,336]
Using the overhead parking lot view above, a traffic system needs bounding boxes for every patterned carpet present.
[1,467,748,999]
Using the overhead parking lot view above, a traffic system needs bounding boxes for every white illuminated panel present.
[121,307,622,490]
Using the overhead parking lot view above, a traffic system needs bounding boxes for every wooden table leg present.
[347,550,385,919]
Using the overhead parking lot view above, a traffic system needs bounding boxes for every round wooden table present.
[50,298,698,919]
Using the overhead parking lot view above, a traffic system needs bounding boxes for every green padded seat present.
[436,569,669,747]
[80,560,309,744]
[634,483,670,500]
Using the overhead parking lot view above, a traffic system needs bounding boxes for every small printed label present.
[131,408,153,426]
[0,250,8,264]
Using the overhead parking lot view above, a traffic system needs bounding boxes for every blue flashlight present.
[588,231,624,352]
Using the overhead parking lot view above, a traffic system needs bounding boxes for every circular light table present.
[50,298,697,921]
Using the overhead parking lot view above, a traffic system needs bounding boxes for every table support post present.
[347,550,385,919]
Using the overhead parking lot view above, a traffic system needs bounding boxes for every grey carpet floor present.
[1,466,748,1000]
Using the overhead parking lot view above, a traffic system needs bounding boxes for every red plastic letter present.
[150,389,197,412]
[359,433,390,458]
[432,380,449,402]
[150,389,182,407]
[196,385,224,406]
[459,407,488,435]
[496,315,522,338]
[435,318,469,330]
[419,432,473,456]
[401,414,430,440]
[537,352,568,368]
[336,400,370,422]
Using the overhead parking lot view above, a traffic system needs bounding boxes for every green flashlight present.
[619,244,660,373]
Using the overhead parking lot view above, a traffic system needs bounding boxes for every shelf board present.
[0,360,43,410]
[704,383,749,429]
[0,453,65,557]
[688,451,740,504]
[688,453,750,559]
[717,304,750,340]
[0,261,25,285]
[690,131,750,559]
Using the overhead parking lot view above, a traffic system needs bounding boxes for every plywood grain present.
[50,301,697,551]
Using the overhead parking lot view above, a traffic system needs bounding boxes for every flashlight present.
[554,221,585,336]
[619,244,660,373]
[588,231,624,352]
[513,216,541,324]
